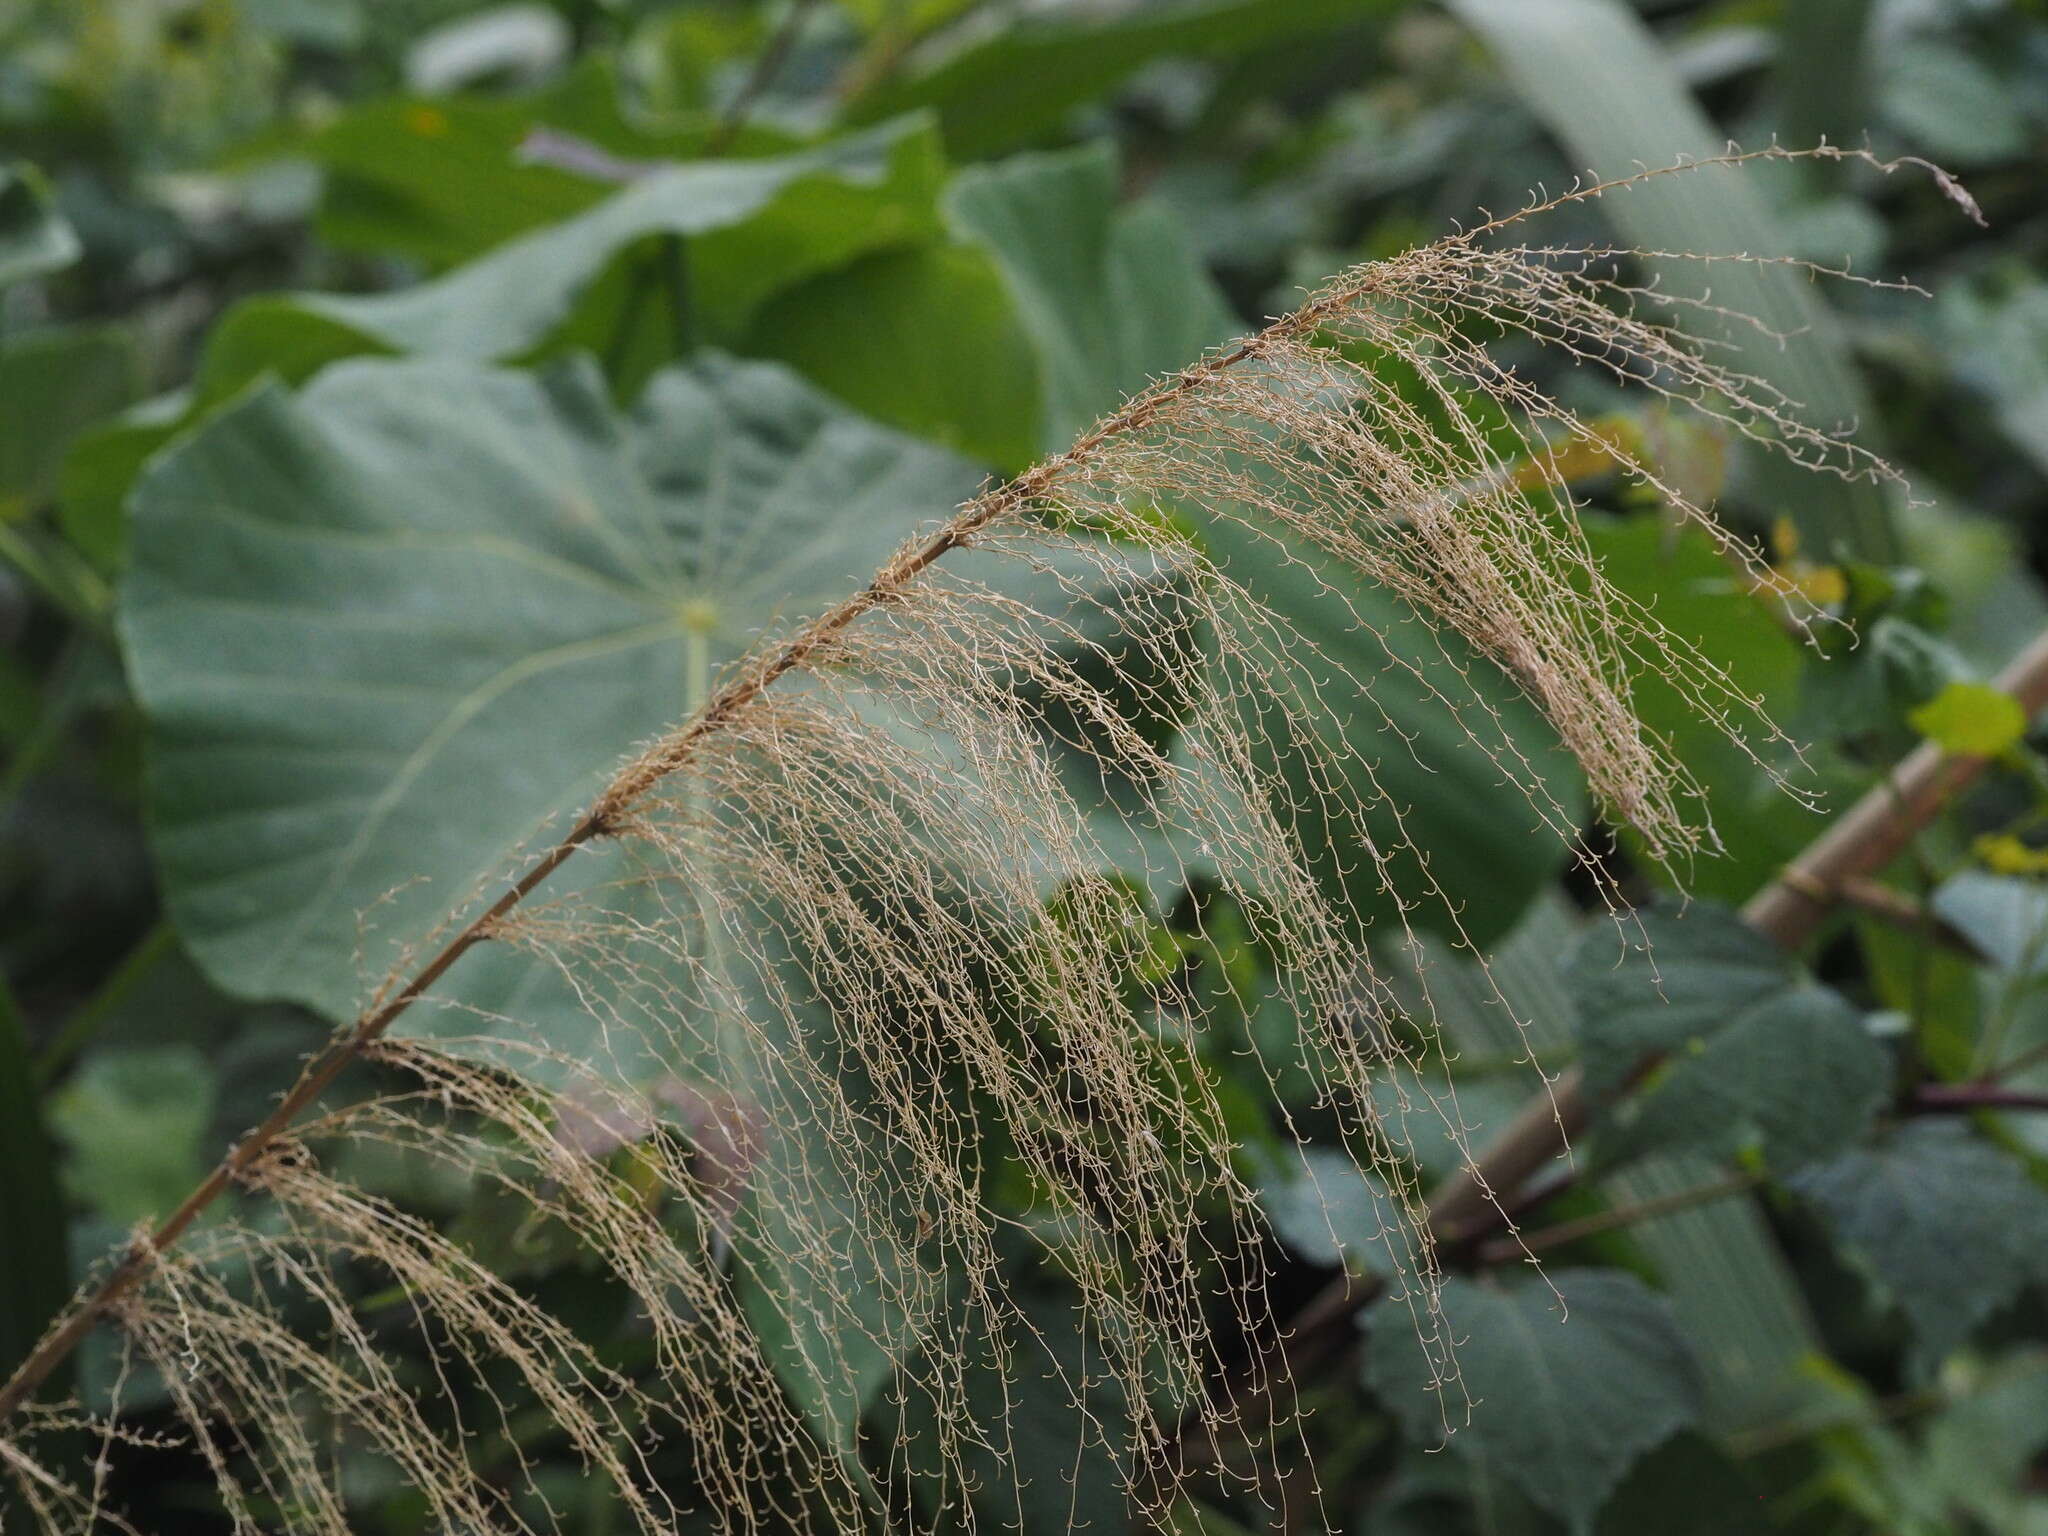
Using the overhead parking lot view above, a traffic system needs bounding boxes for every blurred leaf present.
[0,162,79,288]
[1570,904,1886,1172]
[845,0,1388,160]
[404,4,569,95]
[46,1046,213,1226]
[0,323,144,516]
[1881,40,2028,167]
[1257,1146,1412,1270]
[286,56,707,268]
[1942,281,2048,482]
[1930,872,2048,979]
[0,975,69,1391]
[1444,0,1901,562]
[54,393,188,571]
[245,116,946,380]
[121,353,981,1025]
[1792,1122,2048,1369]
[65,121,950,567]
[1908,679,2027,757]
[1363,1269,1704,1534]
[945,141,1238,452]
[741,242,1042,468]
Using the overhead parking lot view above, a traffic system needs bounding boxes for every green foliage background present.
[4,0,2048,1530]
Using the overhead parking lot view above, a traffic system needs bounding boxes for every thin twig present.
[1474,1171,1763,1266]
[1908,1083,2048,1114]
[706,0,822,156]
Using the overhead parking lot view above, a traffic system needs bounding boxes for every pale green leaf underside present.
[122,352,984,1025]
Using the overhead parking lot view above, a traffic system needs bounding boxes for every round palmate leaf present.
[121,352,987,1030]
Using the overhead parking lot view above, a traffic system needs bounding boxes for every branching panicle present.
[2,149,1946,1533]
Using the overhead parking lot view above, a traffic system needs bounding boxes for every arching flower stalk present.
[0,147,1967,1534]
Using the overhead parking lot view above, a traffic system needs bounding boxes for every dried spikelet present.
[1,149,1947,1534]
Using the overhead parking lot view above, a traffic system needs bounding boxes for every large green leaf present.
[742,243,1043,470]
[120,352,983,1025]
[1792,1122,2048,1370]
[945,141,1239,453]
[0,323,144,517]
[1568,903,1886,1172]
[1443,0,1901,562]
[844,0,1390,160]
[0,162,79,289]
[1363,1269,1703,1534]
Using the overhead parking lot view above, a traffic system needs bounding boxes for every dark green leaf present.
[742,242,1043,469]
[945,141,1239,452]
[0,162,79,289]
[1569,904,1886,1171]
[1363,1269,1703,1534]
[0,323,144,515]
[46,1046,215,1226]
[845,0,1389,160]
[1793,1123,2048,1368]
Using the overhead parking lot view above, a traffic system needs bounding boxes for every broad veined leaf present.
[0,162,79,289]
[844,0,1392,160]
[121,354,1001,1453]
[121,352,984,1026]
[1793,1122,2048,1370]
[1363,1269,1704,1535]
[1568,904,1886,1172]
